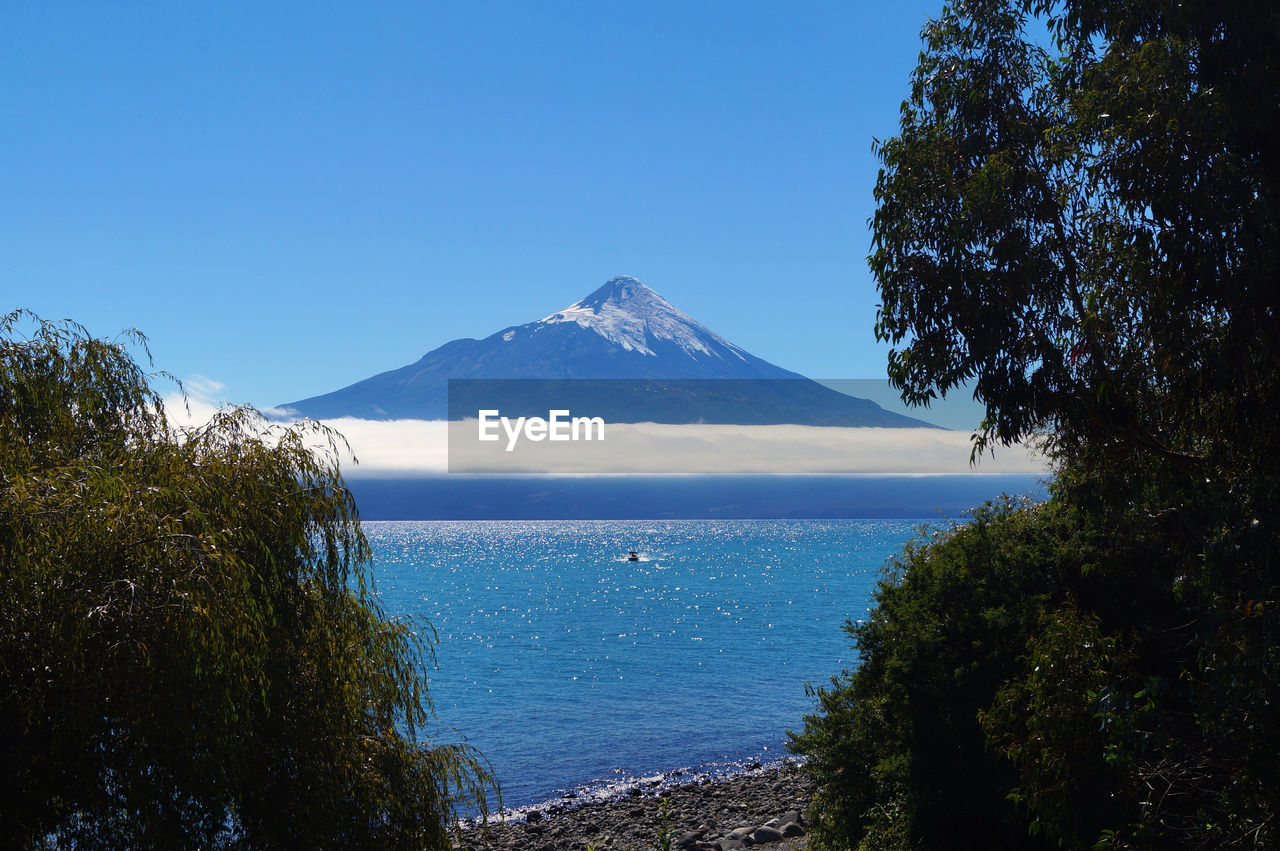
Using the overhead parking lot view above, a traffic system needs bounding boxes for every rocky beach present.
[456,762,812,851]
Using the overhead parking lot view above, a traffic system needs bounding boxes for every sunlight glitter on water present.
[368,518,940,808]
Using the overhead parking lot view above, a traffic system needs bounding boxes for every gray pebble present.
[455,764,812,851]
[751,825,784,844]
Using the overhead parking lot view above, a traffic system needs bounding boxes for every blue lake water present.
[366,518,941,810]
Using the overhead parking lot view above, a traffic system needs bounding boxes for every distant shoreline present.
[349,473,1046,521]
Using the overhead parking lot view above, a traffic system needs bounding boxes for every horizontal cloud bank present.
[165,393,1045,476]
[448,418,1045,475]
[165,398,1045,476]
[323,419,1044,477]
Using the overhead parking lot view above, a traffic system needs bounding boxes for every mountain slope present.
[282,277,937,427]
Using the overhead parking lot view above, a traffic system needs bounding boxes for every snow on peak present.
[538,276,749,360]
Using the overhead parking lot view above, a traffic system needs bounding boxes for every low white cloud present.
[183,374,226,404]
[301,418,451,474]
[164,381,310,436]
[159,395,1047,477]
[447,420,1046,476]
[163,392,223,431]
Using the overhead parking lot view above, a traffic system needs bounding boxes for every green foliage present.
[656,796,674,851]
[979,603,1128,845]
[792,489,1279,848]
[0,311,496,848]
[796,0,1280,846]
[872,0,1280,474]
[790,499,1082,849]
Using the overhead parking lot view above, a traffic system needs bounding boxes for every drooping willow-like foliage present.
[0,310,496,849]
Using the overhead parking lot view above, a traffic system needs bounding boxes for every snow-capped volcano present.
[537,276,748,360]
[476,275,796,379]
[281,276,936,427]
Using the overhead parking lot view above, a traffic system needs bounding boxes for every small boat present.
[626,551,640,561]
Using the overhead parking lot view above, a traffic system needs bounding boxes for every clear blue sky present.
[5,0,945,408]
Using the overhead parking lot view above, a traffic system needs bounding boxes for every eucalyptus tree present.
[873,0,1280,481]
[793,1,1280,847]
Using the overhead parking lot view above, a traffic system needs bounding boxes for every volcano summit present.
[282,277,937,428]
